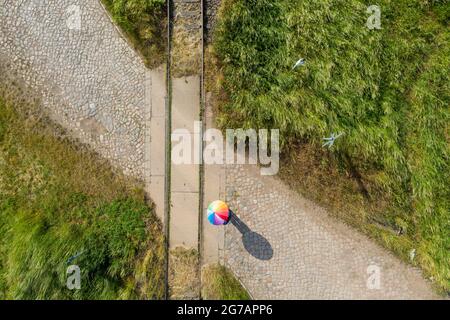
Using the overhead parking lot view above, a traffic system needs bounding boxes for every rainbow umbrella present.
[207,200,230,225]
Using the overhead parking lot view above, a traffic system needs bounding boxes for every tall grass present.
[101,0,166,68]
[0,95,165,299]
[214,0,449,292]
[201,264,250,300]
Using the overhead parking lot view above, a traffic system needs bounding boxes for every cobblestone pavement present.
[0,0,147,178]
[222,164,438,299]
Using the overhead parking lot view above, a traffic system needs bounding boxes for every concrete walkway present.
[222,163,438,299]
[170,76,200,248]
[146,67,167,222]
[169,0,203,250]
[202,98,223,264]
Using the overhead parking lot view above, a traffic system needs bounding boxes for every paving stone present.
[0,0,147,179]
[222,163,438,299]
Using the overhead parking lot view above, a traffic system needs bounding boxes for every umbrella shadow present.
[229,211,273,261]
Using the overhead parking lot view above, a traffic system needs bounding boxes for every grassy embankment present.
[0,87,165,299]
[202,264,251,300]
[101,0,166,68]
[213,0,449,293]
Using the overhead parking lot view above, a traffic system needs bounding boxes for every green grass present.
[101,0,166,68]
[0,95,165,299]
[214,0,449,293]
[202,264,250,300]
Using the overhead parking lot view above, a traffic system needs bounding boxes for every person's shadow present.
[228,211,273,261]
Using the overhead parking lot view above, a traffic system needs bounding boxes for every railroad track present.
[164,0,206,300]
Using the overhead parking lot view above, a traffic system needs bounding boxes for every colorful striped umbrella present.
[207,200,230,225]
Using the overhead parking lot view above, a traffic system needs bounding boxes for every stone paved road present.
[222,164,439,299]
[0,0,147,178]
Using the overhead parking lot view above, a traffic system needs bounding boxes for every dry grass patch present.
[169,247,200,299]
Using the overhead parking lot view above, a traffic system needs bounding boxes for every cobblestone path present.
[222,163,438,299]
[0,0,147,178]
